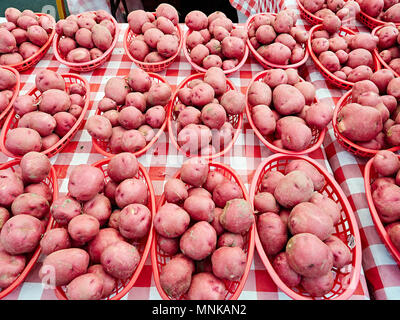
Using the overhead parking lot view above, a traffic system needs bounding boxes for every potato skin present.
[11,193,50,219]
[286,233,333,278]
[0,248,26,288]
[100,240,140,279]
[39,248,90,286]
[50,195,82,226]
[0,170,24,207]
[272,252,301,287]
[68,164,104,202]
[65,273,104,300]
[154,203,191,238]
[40,228,71,255]
[179,221,217,260]
[186,272,225,300]
[219,199,254,234]
[118,203,151,239]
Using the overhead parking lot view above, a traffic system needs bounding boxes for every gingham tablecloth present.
[1,3,395,299]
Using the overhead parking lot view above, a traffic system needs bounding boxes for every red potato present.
[203,67,227,96]
[372,150,400,176]
[145,105,166,128]
[164,178,189,204]
[179,221,217,260]
[260,171,285,194]
[66,47,91,63]
[272,252,302,287]
[310,192,341,225]
[204,171,226,193]
[219,198,254,234]
[185,11,209,31]
[13,95,36,116]
[324,235,352,269]
[11,193,49,219]
[157,34,179,58]
[177,106,201,127]
[118,203,151,239]
[0,214,43,255]
[107,152,138,183]
[157,235,180,255]
[285,159,325,191]
[386,222,400,251]
[217,232,244,248]
[273,84,305,115]
[40,228,71,255]
[68,214,100,244]
[301,271,335,297]
[212,179,243,208]
[58,37,77,56]
[39,248,90,286]
[20,151,51,184]
[114,178,148,208]
[305,101,334,130]
[35,69,66,93]
[257,212,288,255]
[39,89,71,115]
[186,272,225,300]
[0,249,26,289]
[0,208,10,230]
[87,264,117,298]
[220,90,246,115]
[121,129,147,152]
[65,273,103,300]
[274,170,314,208]
[190,82,215,107]
[288,202,334,241]
[286,233,334,278]
[19,111,57,137]
[160,254,195,298]
[128,38,150,61]
[372,183,400,223]
[0,28,17,54]
[183,195,215,222]
[68,164,104,202]
[146,82,172,106]
[87,228,124,263]
[180,157,209,187]
[154,203,191,238]
[200,103,227,129]
[24,182,52,204]
[50,195,82,226]
[54,112,77,137]
[5,128,42,156]
[254,192,280,213]
[100,240,140,279]
[104,77,130,105]
[211,246,246,281]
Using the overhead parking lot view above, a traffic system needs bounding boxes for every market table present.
[0,1,395,300]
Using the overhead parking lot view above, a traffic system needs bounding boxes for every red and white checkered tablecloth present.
[1,1,395,298]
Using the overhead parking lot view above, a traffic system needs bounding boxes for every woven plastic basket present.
[245,69,326,155]
[307,24,381,90]
[249,153,362,300]
[245,13,309,69]
[54,157,155,300]
[332,89,400,158]
[151,161,255,300]
[296,0,324,25]
[168,73,243,159]
[92,72,172,158]
[123,14,183,73]
[53,12,120,72]
[0,73,90,159]
[0,160,57,299]
[364,157,400,266]
[1,13,56,72]
[182,27,249,75]
[0,66,20,128]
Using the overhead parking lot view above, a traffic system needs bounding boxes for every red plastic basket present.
[92,72,172,158]
[168,73,243,159]
[249,153,362,300]
[53,12,120,72]
[0,159,57,300]
[123,15,183,73]
[0,73,90,159]
[0,66,20,128]
[182,27,249,75]
[364,157,400,266]
[295,0,323,25]
[357,9,400,29]
[307,24,381,90]
[245,13,310,70]
[0,13,56,72]
[151,161,255,300]
[54,157,155,300]
[332,89,400,158]
[245,70,327,155]
[371,24,400,77]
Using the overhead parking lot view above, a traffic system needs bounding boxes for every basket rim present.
[371,24,400,78]
[358,9,400,28]
[0,159,57,300]
[245,12,310,69]
[0,73,91,159]
[245,69,327,155]
[123,18,183,69]
[0,13,56,70]
[52,11,120,68]
[332,89,400,157]
[54,157,156,300]
[0,66,21,124]
[150,161,255,300]
[307,24,381,89]
[182,27,250,75]
[91,72,172,158]
[295,0,323,24]
[249,153,362,300]
[364,157,400,265]
[167,72,243,160]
